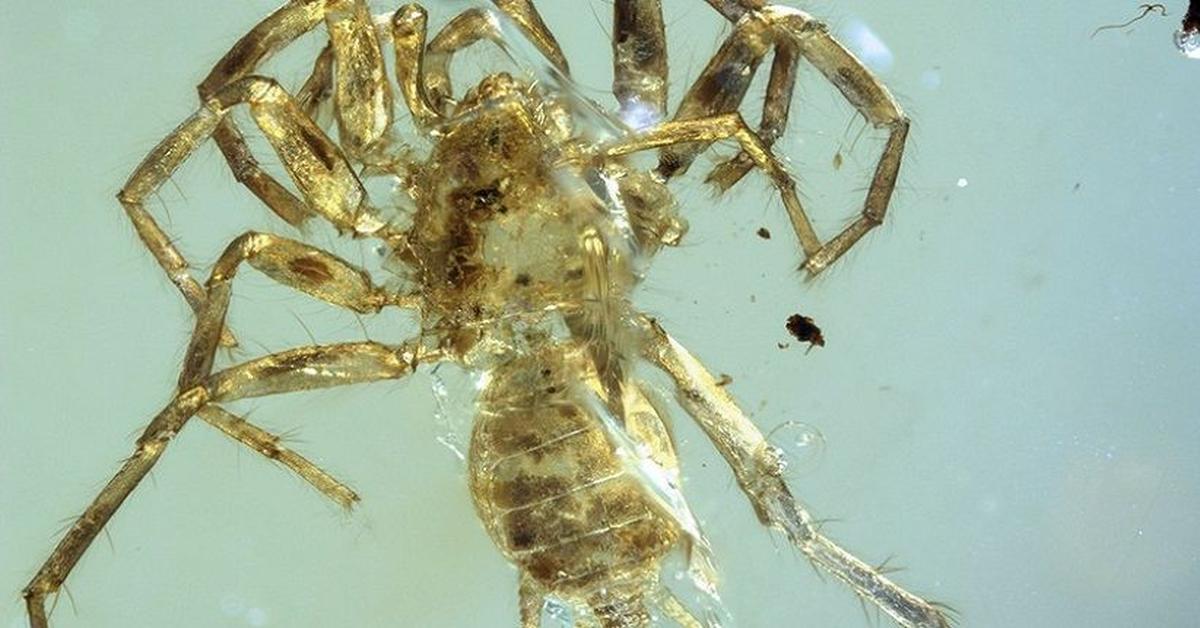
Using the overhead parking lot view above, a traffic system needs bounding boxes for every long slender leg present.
[132,0,383,341]
[174,228,398,504]
[705,37,800,191]
[22,339,429,628]
[177,230,392,389]
[24,225,402,627]
[656,8,776,180]
[201,0,394,162]
[778,10,910,275]
[490,0,570,74]
[119,76,380,305]
[117,78,369,343]
[612,0,668,128]
[197,405,359,508]
[197,0,327,232]
[422,3,570,113]
[391,4,443,127]
[639,317,951,628]
[663,5,909,275]
[598,112,824,273]
[423,8,504,111]
[324,0,394,161]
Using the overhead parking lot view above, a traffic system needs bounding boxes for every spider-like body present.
[24,1,946,626]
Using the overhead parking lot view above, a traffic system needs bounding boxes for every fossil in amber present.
[23,1,948,626]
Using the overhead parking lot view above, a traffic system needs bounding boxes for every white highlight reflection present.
[842,19,894,73]
[1175,28,1200,59]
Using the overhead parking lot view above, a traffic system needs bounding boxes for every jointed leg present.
[177,230,392,390]
[639,317,951,628]
[124,0,387,341]
[420,2,570,114]
[197,0,327,231]
[22,339,427,628]
[490,0,569,75]
[781,13,909,274]
[324,0,394,160]
[422,8,505,111]
[599,112,824,271]
[25,225,412,627]
[612,0,668,127]
[197,404,360,508]
[117,76,368,342]
[202,0,393,160]
[391,5,443,127]
[705,37,800,191]
[655,9,776,180]
[22,386,208,628]
[119,76,379,305]
[662,5,909,275]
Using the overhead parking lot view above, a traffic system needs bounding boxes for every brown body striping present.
[470,346,681,616]
[22,2,952,628]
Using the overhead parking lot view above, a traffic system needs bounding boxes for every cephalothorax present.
[24,1,947,626]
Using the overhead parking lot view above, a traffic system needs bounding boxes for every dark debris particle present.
[786,313,825,349]
[715,373,733,387]
[756,227,772,239]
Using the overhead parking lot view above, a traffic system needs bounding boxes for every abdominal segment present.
[468,346,681,618]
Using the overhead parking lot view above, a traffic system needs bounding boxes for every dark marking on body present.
[786,313,825,351]
[288,255,335,284]
[297,121,339,171]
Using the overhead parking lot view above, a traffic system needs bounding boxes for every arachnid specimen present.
[23,1,947,626]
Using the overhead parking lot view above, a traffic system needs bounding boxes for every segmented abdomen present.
[468,346,680,609]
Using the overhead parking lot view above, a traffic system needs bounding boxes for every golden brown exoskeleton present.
[24,2,949,627]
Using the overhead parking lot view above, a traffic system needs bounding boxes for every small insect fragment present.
[715,373,733,387]
[786,313,826,350]
[756,227,772,239]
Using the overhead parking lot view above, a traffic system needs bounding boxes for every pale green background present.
[2,1,1198,627]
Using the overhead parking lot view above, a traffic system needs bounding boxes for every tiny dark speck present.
[515,273,531,286]
[786,313,825,349]
[756,227,772,239]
